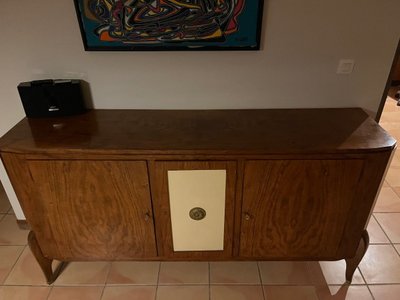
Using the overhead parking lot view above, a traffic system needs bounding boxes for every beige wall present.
[0,0,399,219]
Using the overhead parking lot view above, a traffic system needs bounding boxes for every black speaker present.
[18,79,87,118]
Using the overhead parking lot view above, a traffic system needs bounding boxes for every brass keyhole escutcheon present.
[189,207,206,221]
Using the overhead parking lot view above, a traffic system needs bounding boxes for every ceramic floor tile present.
[381,107,396,116]
[156,285,209,300]
[316,285,373,300]
[359,245,400,283]
[374,213,400,243]
[210,262,260,284]
[380,112,400,127]
[0,286,50,300]
[48,286,104,300]
[385,166,400,187]
[374,187,400,212]
[393,187,400,199]
[395,244,400,255]
[382,96,400,111]
[107,261,159,285]
[4,247,48,285]
[381,122,399,131]
[258,261,313,285]
[378,184,400,204]
[0,215,29,245]
[367,216,390,244]
[263,286,318,300]
[307,260,364,285]
[158,262,208,285]
[211,285,264,300]
[102,286,156,300]
[0,245,24,283]
[54,261,110,285]
[389,152,400,167]
[388,129,400,142]
[369,284,400,300]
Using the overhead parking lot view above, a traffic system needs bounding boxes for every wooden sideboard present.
[0,108,396,284]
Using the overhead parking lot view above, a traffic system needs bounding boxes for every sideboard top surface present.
[0,108,396,155]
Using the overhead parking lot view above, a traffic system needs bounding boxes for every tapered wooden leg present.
[345,230,369,283]
[28,231,66,284]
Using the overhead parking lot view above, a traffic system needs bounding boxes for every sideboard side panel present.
[338,151,393,257]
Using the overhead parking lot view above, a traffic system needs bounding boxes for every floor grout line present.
[98,286,106,300]
[367,285,376,300]
[45,285,53,300]
[372,214,394,245]
[154,261,161,300]
[256,261,267,300]
[357,263,373,299]
[208,262,211,300]
[0,213,6,222]
[372,214,400,256]
[98,262,112,300]
[1,244,27,286]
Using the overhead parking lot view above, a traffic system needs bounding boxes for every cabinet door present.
[151,161,236,259]
[27,160,157,260]
[240,159,364,259]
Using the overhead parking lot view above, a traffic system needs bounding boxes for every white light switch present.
[337,59,355,74]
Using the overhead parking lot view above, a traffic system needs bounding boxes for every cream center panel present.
[167,170,226,252]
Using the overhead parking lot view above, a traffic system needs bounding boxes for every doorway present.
[376,39,400,123]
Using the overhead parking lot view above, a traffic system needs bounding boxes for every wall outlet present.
[337,59,355,74]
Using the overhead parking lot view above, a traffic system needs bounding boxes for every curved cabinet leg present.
[345,229,369,283]
[28,231,64,284]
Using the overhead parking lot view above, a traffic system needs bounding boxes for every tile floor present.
[0,97,400,299]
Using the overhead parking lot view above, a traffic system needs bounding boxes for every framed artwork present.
[73,0,264,51]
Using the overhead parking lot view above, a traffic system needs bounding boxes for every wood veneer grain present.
[25,160,157,260]
[0,109,396,283]
[0,109,395,155]
[338,151,393,257]
[240,159,364,258]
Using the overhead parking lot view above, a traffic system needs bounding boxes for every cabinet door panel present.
[27,160,157,260]
[168,169,227,251]
[151,161,236,259]
[240,160,364,258]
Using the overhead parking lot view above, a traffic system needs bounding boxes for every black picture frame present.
[74,0,264,51]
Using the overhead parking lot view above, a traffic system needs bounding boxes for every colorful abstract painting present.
[74,0,263,50]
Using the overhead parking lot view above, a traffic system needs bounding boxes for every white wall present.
[0,0,399,219]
